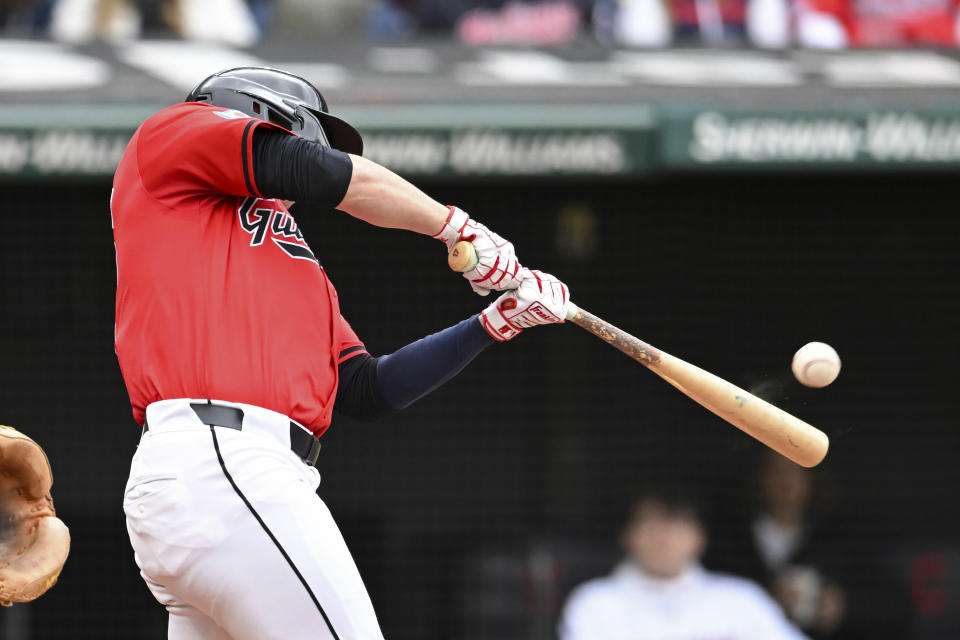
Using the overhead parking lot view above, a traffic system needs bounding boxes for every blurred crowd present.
[2,0,960,48]
[0,0,273,45]
[559,451,909,640]
[372,0,960,48]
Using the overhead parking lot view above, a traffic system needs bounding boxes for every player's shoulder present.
[702,570,778,606]
[141,102,254,137]
[564,574,623,611]
[701,570,809,639]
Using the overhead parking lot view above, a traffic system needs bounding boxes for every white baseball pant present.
[123,399,385,640]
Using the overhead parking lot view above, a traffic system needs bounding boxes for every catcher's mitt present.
[0,425,70,606]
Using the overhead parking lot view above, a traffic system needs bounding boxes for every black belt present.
[143,402,321,467]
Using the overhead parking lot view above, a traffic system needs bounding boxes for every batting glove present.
[434,206,523,296]
[480,269,571,342]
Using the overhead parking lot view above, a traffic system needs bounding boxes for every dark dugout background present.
[1,174,958,639]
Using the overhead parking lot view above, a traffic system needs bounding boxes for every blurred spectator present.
[709,451,915,639]
[457,1,581,46]
[594,0,748,46]
[707,452,847,638]
[0,0,56,31]
[747,0,960,47]
[367,0,589,45]
[592,0,671,46]
[558,486,807,640]
[46,0,262,45]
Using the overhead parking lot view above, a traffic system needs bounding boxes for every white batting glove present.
[434,206,523,295]
[480,269,571,342]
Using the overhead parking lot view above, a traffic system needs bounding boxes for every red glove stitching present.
[491,264,510,285]
[482,315,515,341]
[431,206,458,238]
[472,255,500,284]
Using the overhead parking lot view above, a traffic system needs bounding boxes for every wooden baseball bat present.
[448,241,829,467]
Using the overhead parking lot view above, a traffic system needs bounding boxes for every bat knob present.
[449,241,479,273]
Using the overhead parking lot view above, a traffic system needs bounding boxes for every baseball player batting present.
[111,67,570,640]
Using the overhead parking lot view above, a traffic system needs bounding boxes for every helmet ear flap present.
[266,107,295,130]
[299,106,331,147]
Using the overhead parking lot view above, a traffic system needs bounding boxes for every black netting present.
[0,174,956,639]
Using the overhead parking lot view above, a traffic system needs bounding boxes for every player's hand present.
[434,206,522,295]
[480,269,570,341]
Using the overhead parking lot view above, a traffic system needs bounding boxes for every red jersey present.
[112,102,365,434]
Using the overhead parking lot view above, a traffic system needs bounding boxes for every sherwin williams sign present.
[665,110,960,167]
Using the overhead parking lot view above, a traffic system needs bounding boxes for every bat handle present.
[448,240,579,320]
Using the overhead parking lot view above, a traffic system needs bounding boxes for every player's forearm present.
[337,154,449,236]
[334,315,494,421]
[375,314,493,410]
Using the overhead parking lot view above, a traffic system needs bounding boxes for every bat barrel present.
[569,309,830,467]
[654,351,830,467]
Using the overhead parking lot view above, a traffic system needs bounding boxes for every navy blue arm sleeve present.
[334,315,494,421]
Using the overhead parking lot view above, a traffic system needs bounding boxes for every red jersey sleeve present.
[136,103,288,205]
[336,315,368,364]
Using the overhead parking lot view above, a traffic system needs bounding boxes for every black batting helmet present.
[186,67,363,155]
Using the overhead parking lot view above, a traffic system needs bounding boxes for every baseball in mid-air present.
[792,342,841,388]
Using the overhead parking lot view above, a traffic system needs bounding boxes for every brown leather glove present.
[0,425,70,606]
